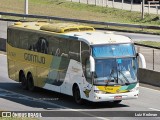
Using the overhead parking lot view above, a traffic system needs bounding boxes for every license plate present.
[114,96,122,100]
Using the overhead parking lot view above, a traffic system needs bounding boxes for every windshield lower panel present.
[94,58,138,86]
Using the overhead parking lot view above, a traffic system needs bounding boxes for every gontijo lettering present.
[24,53,45,64]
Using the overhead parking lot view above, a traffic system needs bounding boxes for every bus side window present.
[48,36,59,56]
[56,38,68,57]
[28,33,39,52]
[19,31,28,50]
[36,37,49,54]
[81,42,91,83]
[81,42,90,65]
[7,29,13,47]
[69,40,80,62]
[10,29,20,48]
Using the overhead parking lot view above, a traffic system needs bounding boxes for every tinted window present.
[69,40,80,62]
[19,31,29,49]
[48,36,59,56]
[59,37,69,57]
[81,42,91,83]
[81,41,90,65]
[8,29,20,47]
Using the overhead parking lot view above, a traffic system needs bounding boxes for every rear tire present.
[20,73,28,90]
[73,85,83,104]
[27,74,35,91]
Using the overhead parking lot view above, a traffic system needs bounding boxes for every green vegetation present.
[0,0,160,34]
[136,41,160,47]
[1,0,160,25]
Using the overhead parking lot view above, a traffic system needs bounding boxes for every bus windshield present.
[92,44,138,85]
[92,43,135,58]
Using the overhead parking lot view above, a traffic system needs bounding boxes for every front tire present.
[73,86,83,104]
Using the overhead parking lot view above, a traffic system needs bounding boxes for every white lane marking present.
[0,88,109,120]
[139,86,160,92]
[149,108,160,111]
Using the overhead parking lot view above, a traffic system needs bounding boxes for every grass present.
[135,41,160,47]
[0,0,160,25]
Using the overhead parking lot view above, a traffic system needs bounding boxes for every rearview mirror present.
[90,56,95,72]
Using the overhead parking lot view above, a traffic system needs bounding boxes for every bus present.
[7,22,146,104]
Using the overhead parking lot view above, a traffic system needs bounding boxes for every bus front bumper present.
[89,90,139,102]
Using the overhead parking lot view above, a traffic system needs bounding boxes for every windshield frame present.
[91,43,136,59]
[91,43,138,86]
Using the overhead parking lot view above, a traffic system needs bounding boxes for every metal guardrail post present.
[24,0,28,19]
[142,0,145,19]
[102,0,104,7]
[25,0,28,15]
[106,0,108,7]
[156,5,159,14]
[112,0,114,8]
[153,49,154,70]
[131,0,133,11]
[122,0,124,10]
[148,2,150,14]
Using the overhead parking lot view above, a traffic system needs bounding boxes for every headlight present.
[94,90,106,94]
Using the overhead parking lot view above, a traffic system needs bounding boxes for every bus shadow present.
[0,82,129,110]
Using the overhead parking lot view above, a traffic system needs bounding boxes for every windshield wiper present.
[118,70,130,85]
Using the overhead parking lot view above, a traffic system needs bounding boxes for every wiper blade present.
[118,70,130,84]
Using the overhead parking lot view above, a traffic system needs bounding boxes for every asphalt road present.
[0,54,160,120]
[0,21,13,39]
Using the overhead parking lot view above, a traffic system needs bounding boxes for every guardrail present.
[1,12,160,30]
[135,44,160,72]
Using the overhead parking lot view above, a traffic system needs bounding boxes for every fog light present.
[94,96,99,99]
[94,96,101,99]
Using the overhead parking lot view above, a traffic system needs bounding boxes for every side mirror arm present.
[137,53,146,68]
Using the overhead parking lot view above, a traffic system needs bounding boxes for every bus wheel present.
[73,85,83,104]
[113,100,122,104]
[20,73,28,90]
[27,74,35,91]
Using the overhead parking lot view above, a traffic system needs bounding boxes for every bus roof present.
[10,22,133,45]
[11,22,94,33]
[65,31,133,45]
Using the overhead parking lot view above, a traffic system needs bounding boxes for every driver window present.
[81,42,91,84]
[85,59,92,84]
